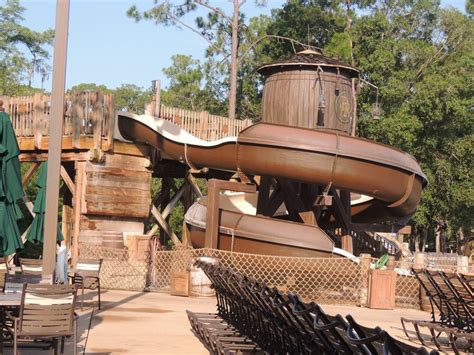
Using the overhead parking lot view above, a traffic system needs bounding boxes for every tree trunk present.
[345,3,354,66]
[414,232,420,252]
[421,229,428,252]
[435,225,440,253]
[440,227,447,253]
[457,227,464,255]
[228,0,239,121]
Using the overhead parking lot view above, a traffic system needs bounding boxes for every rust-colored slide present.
[116,112,426,257]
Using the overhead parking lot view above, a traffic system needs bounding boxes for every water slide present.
[116,112,426,257]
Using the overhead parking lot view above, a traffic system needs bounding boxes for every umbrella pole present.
[43,0,70,280]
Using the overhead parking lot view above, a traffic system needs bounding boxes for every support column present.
[71,161,85,268]
[359,253,372,307]
[43,0,70,278]
[341,234,353,254]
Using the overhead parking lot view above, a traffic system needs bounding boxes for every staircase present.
[326,229,402,258]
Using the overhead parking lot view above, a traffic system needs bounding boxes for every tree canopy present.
[0,0,53,95]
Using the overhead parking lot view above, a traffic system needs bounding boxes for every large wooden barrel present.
[258,50,359,134]
[188,257,218,297]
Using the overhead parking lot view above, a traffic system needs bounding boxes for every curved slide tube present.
[117,112,426,216]
[116,112,426,256]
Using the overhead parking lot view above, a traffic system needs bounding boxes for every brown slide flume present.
[117,113,426,217]
[117,112,426,256]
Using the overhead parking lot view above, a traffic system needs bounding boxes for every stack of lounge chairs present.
[401,268,473,354]
[187,260,438,355]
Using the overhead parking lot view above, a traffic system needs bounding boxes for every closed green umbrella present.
[0,112,24,256]
[26,162,63,243]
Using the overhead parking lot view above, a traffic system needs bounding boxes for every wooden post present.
[71,161,85,267]
[186,173,203,198]
[341,235,353,254]
[154,80,161,117]
[71,92,81,148]
[60,165,76,194]
[92,91,103,161]
[105,93,115,152]
[359,253,372,307]
[205,179,256,249]
[32,93,42,148]
[201,111,209,141]
[159,177,171,246]
[413,252,425,270]
[43,0,70,278]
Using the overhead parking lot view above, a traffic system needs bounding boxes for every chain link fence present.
[79,243,429,309]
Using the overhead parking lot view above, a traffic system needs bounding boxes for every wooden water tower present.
[258,50,359,134]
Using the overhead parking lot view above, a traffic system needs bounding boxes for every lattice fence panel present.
[79,244,148,290]
[78,244,425,309]
[193,249,363,305]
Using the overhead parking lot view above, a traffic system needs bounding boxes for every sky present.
[20,0,466,92]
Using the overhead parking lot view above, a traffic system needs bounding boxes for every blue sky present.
[21,0,466,92]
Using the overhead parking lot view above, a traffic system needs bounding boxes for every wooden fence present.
[1,92,115,152]
[1,92,253,147]
[159,105,252,141]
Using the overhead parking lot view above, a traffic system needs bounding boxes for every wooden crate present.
[368,269,397,309]
[170,271,189,297]
[126,235,151,261]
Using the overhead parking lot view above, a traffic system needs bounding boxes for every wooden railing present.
[1,92,115,152]
[1,92,253,150]
[159,105,252,141]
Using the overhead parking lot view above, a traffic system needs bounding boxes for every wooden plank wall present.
[84,153,151,218]
[79,153,152,248]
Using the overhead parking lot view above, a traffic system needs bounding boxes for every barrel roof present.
[257,49,359,77]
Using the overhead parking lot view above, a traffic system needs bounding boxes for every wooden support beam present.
[105,94,115,152]
[277,179,315,225]
[60,165,75,195]
[32,93,43,149]
[19,151,90,162]
[72,161,85,267]
[186,173,203,198]
[256,176,271,215]
[205,179,256,249]
[266,188,285,217]
[161,182,187,220]
[92,91,103,161]
[330,187,351,232]
[22,162,40,188]
[341,235,354,254]
[159,177,171,246]
[71,92,81,149]
[151,205,180,245]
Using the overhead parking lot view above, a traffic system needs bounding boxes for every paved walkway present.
[4,289,435,354]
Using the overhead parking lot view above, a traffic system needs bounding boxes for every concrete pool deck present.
[6,289,435,354]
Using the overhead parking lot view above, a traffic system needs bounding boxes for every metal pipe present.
[43,0,70,278]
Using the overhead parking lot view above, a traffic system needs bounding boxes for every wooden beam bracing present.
[21,162,40,187]
[71,161,85,267]
[60,165,75,195]
[151,205,180,245]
